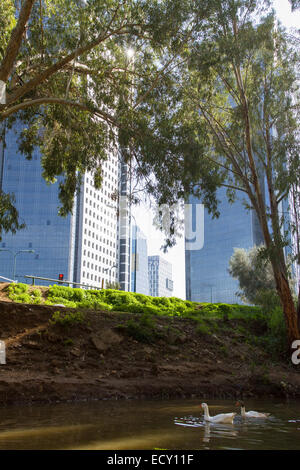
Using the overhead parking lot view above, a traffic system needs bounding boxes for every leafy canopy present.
[0,0,224,248]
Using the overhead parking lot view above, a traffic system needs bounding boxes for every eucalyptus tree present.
[229,245,297,311]
[229,245,277,305]
[0,0,201,228]
[171,0,300,344]
[289,182,300,320]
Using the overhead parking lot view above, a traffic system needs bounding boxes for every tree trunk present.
[297,284,300,333]
[0,0,35,82]
[258,204,300,346]
[274,267,300,346]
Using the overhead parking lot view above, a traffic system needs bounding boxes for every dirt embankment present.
[0,294,300,406]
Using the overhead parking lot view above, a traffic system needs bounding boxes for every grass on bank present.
[7,282,261,317]
[6,283,288,357]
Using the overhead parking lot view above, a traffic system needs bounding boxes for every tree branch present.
[5,23,143,106]
[220,183,249,194]
[0,0,35,82]
[1,96,120,128]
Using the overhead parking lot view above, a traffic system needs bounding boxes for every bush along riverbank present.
[0,283,299,406]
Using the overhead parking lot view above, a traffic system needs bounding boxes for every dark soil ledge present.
[0,300,299,406]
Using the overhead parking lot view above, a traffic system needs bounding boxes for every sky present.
[132,0,299,300]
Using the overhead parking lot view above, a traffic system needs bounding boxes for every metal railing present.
[24,275,102,290]
[0,275,17,283]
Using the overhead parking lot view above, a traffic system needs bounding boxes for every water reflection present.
[0,399,299,450]
[174,415,239,446]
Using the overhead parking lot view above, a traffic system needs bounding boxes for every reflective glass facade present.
[0,123,74,284]
[0,122,121,287]
[131,225,149,295]
[185,187,264,303]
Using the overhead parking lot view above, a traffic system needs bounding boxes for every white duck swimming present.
[236,401,270,419]
[201,403,236,424]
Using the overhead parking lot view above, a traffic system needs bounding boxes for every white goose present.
[201,403,236,424]
[236,401,270,419]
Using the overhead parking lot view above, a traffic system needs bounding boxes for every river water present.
[0,399,299,450]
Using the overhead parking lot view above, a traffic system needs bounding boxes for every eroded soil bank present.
[0,299,300,406]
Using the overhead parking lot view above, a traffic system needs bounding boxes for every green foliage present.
[267,307,286,337]
[229,245,277,304]
[195,320,212,336]
[218,303,233,315]
[49,310,85,327]
[253,289,282,314]
[10,292,32,304]
[264,307,288,357]
[7,281,289,353]
[8,283,42,304]
[10,283,266,320]
[106,281,121,290]
[8,283,28,295]
[45,297,77,308]
[0,192,26,241]
[247,307,288,359]
[0,0,16,62]
[229,246,297,310]
[125,314,159,344]
[47,285,81,300]
[0,0,204,240]
[64,338,74,346]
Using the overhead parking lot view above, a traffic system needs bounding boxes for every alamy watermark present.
[185,203,204,251]
[291,340,300,365]
[0,341,6,365]
[118,196,205,251]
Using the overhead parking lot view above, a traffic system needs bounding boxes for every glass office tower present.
[0,123,75,283]
[0,122,121,287]
[131,224,149,295]
[185,186,264,303]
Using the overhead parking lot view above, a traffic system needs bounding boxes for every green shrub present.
[77,299,112,311]
[70,288,86,302]
[7,283,266,328]
[8,283,43,304]
[64,338,74,346]
[125,314,158,343]
[48,285,77,300]
[132,293,150,304]
[31,289,41,298]
[218,303,233,315]
[50,310,85,327]
[10,282,28,293]
[8,282,28,298]
[264,307,287,356]
[196,320,211,336]
[116,303,145,313]
[12,293,32,303]
[46,296,77,308]
[30,289,42,304]
[253,289,281,314]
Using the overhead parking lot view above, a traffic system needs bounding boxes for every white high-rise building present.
[74,152,121,288]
